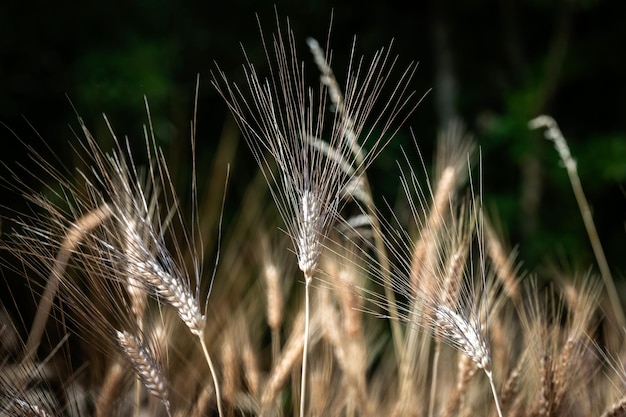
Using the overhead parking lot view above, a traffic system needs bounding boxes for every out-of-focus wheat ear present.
[530,115,626,330]
[25,204,113,360]
[441,354,477,417]
[307,342,333,417]
[116,330,171,416]
[221,330,239,405]
[336,267,363,339]
[399,167,454,414]
[552,278,601,413]
[318,285,370,417]
[602,396,626,417]
[261,312,306,414]
[483,216,521,302]
[95,361,127,417]
[411,120,474,293]
[189,385,215,417]
[260,311,322,415]
[533,352,554,417]
[121,222,148,322]
[264,262,283,362]
[499,358,523,414]
[242,336,261,397]
[408,164,455,293]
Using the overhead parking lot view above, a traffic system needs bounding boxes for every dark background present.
[1,0,625,275]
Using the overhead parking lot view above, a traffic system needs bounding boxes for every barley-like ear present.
[116,330,171,415]
[213,14,418,416]
[435,305,491,371]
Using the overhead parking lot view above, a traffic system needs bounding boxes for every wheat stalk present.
[529,115,625,330]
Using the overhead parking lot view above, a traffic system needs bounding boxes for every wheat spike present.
[116,330,171,415]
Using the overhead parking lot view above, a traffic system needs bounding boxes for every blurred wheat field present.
[1,14,626,417]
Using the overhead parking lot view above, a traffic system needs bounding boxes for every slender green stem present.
[199,332,224,417]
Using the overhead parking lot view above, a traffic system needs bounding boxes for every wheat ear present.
[307,35,405,362]
[435,305,503,417]
[116,330,171,416]
[264,263,283,362]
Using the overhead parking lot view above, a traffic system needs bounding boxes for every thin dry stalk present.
[529,115,625,330]
[199,334,224,417]
[242,338,261,397]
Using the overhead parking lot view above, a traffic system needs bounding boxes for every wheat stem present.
[199,332,224,417]
[428,341,441,417]
[486,369,504,417]
[300,276,312,417]
[529,115,626,330]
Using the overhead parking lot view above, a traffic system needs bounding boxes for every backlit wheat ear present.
[213,13,418,416]
[116,330,171,416]
[434,305,503,417]
[435,305,491,371]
